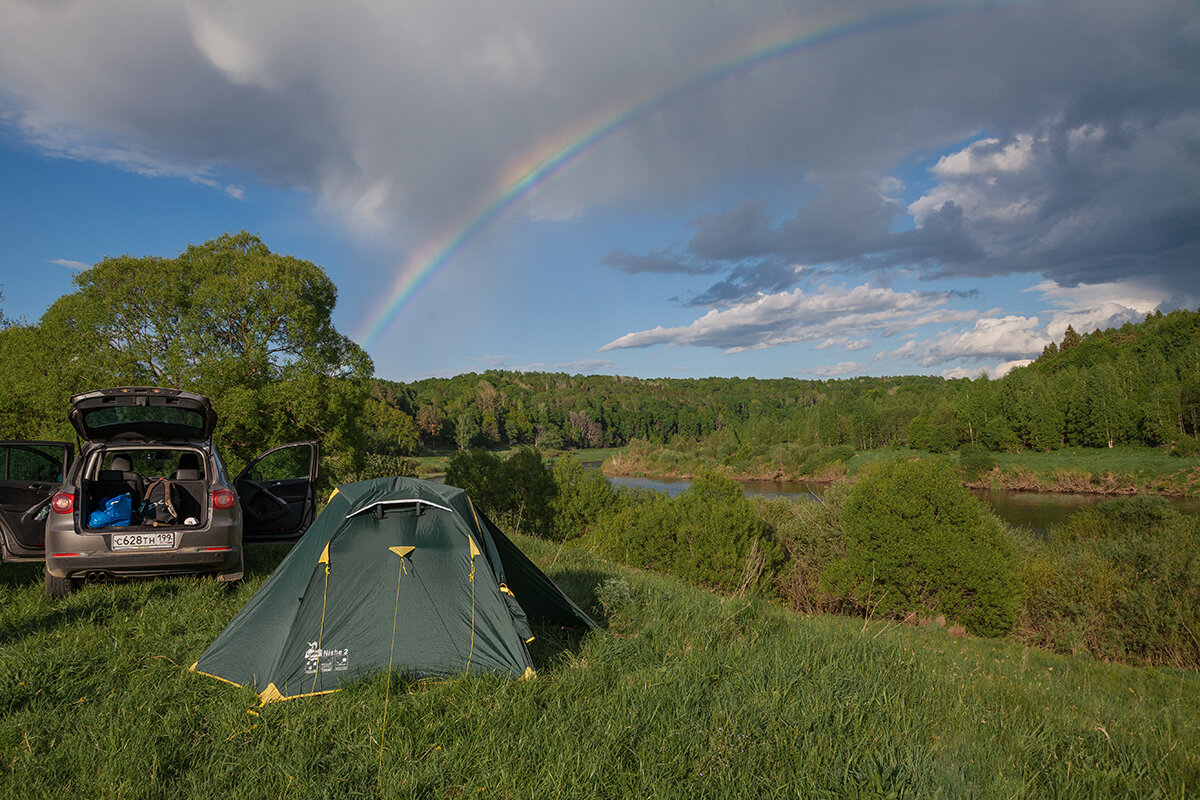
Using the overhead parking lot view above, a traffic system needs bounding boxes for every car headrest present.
[176,453,200,472]
[110,456,133,472]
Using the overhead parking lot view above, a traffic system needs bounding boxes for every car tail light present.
[51,493,75,514]
[212,489,236,510]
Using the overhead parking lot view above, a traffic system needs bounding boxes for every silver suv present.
[0,387,318,597]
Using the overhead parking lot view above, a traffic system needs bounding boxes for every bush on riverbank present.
[754,485,851,614]
[590,472,784,594]
[455,446,1200,669]
[1015,496,1200,668]
[549,455,617,541]
[820,459,1023,637]
[444,447,556,537]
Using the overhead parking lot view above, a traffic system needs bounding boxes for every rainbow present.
[356,0,1000,349]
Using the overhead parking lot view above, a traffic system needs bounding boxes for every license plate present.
[112,531,176,550]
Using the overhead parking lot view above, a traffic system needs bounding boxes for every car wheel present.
[44,568,78,599]
[218,550,244,592]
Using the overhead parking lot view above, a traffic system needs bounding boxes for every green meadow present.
[3,536,1197,799]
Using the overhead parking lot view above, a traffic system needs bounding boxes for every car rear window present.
[84,406,207,436]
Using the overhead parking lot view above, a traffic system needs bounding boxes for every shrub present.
[820,458,1022,637]
[342,453,419,483]
[799,445,855,476]
[1016,496,1200,668]
[591,472,783,594]
[549,455,617,541]
[444,447,556,537]
[1172,435,1200,457]
[756,482,852,614]
[957,443,996,480]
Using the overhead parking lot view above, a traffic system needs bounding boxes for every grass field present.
[3,537,1198,798]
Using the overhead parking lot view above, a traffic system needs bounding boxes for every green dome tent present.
[191,476,596,704]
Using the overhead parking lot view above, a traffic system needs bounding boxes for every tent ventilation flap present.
[346,498,453,519]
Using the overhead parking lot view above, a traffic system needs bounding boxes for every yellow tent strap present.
[311,542,332,695]
[377,549,406,790]
[465,543,476,673]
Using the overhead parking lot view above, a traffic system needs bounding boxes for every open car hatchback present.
[0,387,319,597]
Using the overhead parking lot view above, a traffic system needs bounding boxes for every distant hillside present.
[364,308,1200,457]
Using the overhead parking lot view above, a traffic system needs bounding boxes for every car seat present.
[109,455,145,500]
[173,452,202,481]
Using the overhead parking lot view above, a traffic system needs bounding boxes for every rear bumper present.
[44,516,243,580]
[46,546,242,580]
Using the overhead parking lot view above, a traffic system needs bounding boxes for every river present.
[603,473,1200,532]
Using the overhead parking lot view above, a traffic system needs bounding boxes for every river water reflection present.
[604,474,1200,532]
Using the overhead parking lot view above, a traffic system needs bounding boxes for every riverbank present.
[603,444,1200,498]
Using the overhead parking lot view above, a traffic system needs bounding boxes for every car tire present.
[218,550,244,592]
[44,568,78,599]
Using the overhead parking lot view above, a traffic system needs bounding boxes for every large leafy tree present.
[3,232,373,475]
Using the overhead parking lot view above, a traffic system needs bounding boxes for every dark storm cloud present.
[630,110,1199,307]
[601,248,716,275]
[0,0,1196,299]
[666,186,986,305]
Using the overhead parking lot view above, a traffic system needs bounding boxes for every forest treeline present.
[367,308,1200,459]
[3,234,1197,481]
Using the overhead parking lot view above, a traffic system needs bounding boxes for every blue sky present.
[1,1,1197,383]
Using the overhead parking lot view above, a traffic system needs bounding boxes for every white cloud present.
[808,361,869,377]
[921,315,1050,363]
[876,313,1052,370]
[931,134,1037,177]
[600,283,975,353]
[815,337,870,351]
[909,133,1045,226]
[480,354,616,374]
[940,359,1032,380]
[51,258,89,270]
[1028,278,1163,339]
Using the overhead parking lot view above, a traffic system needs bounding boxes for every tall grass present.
[2,536,1198,798]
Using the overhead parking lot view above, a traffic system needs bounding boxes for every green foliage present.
[0,323,80,440]
[821,459,1022,637]
[371,309,1200,477]
[1016,496,1200,668]
[548,456,617,541]
[978,415,1019,452]
[340,453,419,483]
[907,415,931,449]
[755,484,851,614]
[444,447,556,537]
[591,472,783,594]
[1173,435,1200,457]
[362,396,421,456]
[0,233,373,480]
[798,445,855,475]
[957,442,997,480]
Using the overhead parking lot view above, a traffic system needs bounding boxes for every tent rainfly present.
[191,476,596,704]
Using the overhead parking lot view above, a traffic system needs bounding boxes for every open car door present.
[235,441,319,544]
[0,441,73,562]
